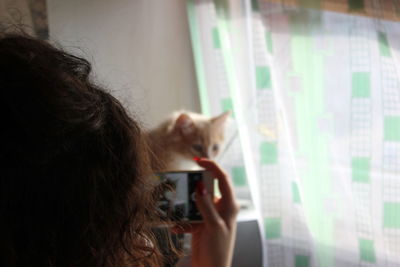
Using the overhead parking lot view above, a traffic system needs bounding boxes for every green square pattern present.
[378,32,391,57]
[298,0,321,8]
[292,182,301,203]
[295,255,310,267]
[349,0,365,11]
[260,142,277,164]
[231,166,247,187]
[351,157,370,183]
[251,0,259,11]
[256,66,272,90]
[383,202,400,228]
[265,32,273,54]
[352,72,370,98]
[359,239,376,263]
[212,27,221,49]
[384,116,400,141]
[221,98,234,118]
[264,217,281,239]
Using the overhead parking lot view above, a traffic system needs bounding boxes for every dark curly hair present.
[0,34,164,266]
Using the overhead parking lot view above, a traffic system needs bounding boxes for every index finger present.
[195,158,236,203]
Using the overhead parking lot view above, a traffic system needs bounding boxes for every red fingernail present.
[196,181,207,196]
[193,157,200,161]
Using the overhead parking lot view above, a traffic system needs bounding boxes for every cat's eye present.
[212,144,219,152]
[192,144,203,152]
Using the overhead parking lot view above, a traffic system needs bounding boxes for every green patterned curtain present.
[188,0,400,266]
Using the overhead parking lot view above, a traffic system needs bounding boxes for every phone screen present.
[155,171,213,222]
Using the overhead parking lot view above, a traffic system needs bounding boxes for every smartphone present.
[154,170,213,222]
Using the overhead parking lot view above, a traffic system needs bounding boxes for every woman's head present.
[0,34,161,266]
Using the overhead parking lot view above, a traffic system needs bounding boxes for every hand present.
[173,159,240,267]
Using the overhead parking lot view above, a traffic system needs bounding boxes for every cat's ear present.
[211,111,230,129]
[175,113,196,137]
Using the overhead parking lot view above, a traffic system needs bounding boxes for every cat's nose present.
[201,152,210,159]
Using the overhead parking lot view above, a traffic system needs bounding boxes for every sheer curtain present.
[187,0,400,266]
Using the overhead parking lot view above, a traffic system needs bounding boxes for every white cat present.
[147,111,230,171]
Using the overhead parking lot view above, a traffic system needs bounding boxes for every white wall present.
[47,0,200,128]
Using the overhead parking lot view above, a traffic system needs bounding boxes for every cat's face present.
[172,112,230,160]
